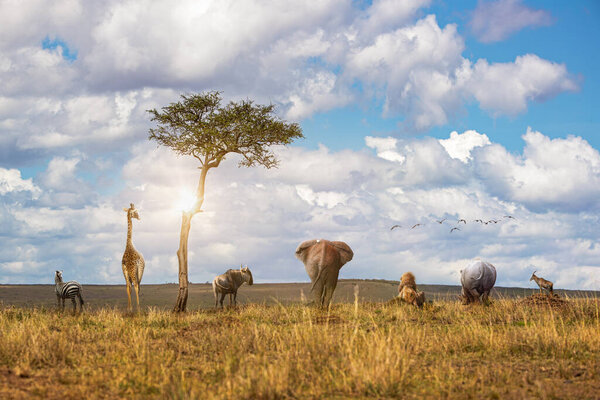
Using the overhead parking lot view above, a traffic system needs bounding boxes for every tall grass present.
[1,299,599,399]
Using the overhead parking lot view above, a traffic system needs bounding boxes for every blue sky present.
[303,1,600,152]
[1,0,599,290]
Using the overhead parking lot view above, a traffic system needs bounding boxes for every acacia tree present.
[148,91,303,312]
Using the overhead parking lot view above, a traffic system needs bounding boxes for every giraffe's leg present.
[126,283,132,312]
[134,283,140,312]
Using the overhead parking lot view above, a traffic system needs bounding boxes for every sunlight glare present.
[178,189,197,212]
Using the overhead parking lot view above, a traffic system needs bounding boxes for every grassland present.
[2,280,597,310]
[1,287,599,399]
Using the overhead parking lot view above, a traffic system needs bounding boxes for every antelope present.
[530,271,553,295]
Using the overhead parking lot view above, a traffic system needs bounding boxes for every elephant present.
[460,260,497,304]
[295,239,354,308]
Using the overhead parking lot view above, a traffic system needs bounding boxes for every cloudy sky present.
[1,0,599,290]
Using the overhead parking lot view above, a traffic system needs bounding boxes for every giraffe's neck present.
[126,214,133,247]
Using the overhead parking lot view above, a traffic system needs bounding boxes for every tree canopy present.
[147,91,303,312]
[148,91,303,169]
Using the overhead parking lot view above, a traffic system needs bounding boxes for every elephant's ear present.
[295,239,319,262]
[331,241,353,266]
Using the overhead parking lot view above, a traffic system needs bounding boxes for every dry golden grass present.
[1,298,599,399]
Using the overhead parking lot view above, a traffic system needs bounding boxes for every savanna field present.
[1,283,599,399]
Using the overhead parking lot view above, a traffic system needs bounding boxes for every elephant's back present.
[312,240,340,265]
[462,260,496,289]
[303,240,338,279]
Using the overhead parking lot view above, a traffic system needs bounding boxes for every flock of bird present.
[390,215,516,233]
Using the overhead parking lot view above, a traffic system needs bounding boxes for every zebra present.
[54,270,85,312]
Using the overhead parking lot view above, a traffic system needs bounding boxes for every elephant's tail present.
[310,267,326,293]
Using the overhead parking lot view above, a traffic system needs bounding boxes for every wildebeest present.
[212,265,253,308]
[460,260,497,304]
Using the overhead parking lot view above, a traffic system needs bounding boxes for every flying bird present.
[450,227,460,233]
[488,219,499,224]
[411,224,422,229]
[504,215,515,219]
[474,219,483,224]
[458,219,467,224]
[436,218,446,224]
[390,224,401,230]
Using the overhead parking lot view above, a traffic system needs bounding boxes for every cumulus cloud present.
[0,2,595,290]
[470,0,553,43]
[439,130,491,162]
[0,0,579,154]
[342,16,576,130]
[344,15,466,130]
[474,128,600,212]
[466,54,578,116]
[365,136,405,163]
[4,129,599,291]
[0,168,41,197]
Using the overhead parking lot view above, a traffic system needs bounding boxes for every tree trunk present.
[172,166,209,313]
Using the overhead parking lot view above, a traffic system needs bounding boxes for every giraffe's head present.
[123,203,140,220]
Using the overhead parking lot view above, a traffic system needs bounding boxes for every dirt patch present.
[519,293,569,309]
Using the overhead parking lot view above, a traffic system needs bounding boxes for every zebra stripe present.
[57,281,83,300]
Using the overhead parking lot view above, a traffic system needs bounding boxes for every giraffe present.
[122,203,145,312]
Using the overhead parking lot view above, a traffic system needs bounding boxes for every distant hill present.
[1,280,598,310]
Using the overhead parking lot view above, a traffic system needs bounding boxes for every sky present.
[1,0,599,290]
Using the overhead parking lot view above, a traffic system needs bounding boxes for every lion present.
[397,272,425,307]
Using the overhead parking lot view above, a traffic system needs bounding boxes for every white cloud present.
[0,168,41,197]
[354,0,431,39]
[345,14,466,130]
[0,2,596,291]
[0,0,578,149]
[466,54,578,116]
[40,156,81,189]
[6,128,595,290]
[2,129,600,291]
[285,71,351,120]
[470,0,553,43]
[365,136,405,163]
[342,16,576,130]
[474,127,600,212]
[295,184,349,209]
[439,130,491,162]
